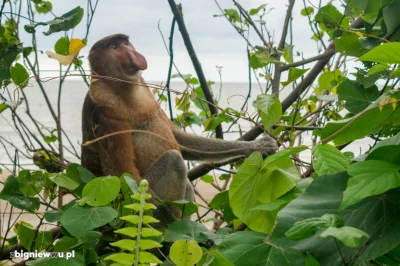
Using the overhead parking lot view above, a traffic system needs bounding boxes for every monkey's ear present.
[130,50,147,70]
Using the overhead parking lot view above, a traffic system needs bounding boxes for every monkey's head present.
[88,34,147,81]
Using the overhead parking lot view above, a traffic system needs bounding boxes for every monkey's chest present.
[132,118,179,175]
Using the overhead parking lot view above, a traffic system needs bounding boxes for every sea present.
[0,79,373,171]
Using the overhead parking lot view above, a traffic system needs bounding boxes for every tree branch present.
[280,50,336,71]
[188,43,336,180]
[167,0,223,139]
[271,0,295,95]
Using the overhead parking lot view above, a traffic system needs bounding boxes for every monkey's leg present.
[143,150,194,222]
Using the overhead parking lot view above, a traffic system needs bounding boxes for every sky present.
[10,0,332,82]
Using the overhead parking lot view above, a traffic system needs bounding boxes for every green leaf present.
[249,4,267,16]
[139,251,163,264]
[281,67,309,87]
[203,114,232,131]
[209,191,236,222]
[340,160,400,210]
[18,170,43,197]
[77,166,95,183]
[115,227,138,238]
[48,173,79,190]
[220,231,305,265]
[26,252,85,266]
[253,94,282,130]
[283,43,293,63]
[249,50,282,69]
[368,64,390,76]
[285,214,344,240]
[198,250,233,266]
[172,200,199,216]
[0,175,40,212]
[230,152,300,233]
[317,69,341,91]
[370,132,400,151]
[271,172,400,264]
[200,174,214,183]
[305,253,320,266]
[64,163,85,196]
[24,7,84,36]
[262,146,307,166]
[170,239,203,266]
[80,176,120,206]
[10,63,29,88]
[383,1,400,40]
[60,205,117,237]
[110,239,135,251]
[121,172,139,194]
[82,230,101,248]
[311,144,349,176]
[320,226,369,248]
[15,223,52,251]
[44,209,63,223]
[35,1,52,14]
[250,199,288,211]
[317,93,399,145]
[301,6,314,16]
[360,42,400,64]
[54,236,78,252]
[366,145,400,165]
[23,47,33,57]
[44,134,57,144]
[224,9,241,23]
[334,31,368,57]
[337,79,379,113]
[164,219,211,244]
[314,3,349,32]
[55,37,69,56]
[104,253,134,265]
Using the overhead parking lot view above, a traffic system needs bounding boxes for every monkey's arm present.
[171,126,277,161]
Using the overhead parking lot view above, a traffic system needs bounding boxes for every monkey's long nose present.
[128,50,147,70]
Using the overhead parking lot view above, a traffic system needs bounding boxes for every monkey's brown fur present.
[82,34,277,226]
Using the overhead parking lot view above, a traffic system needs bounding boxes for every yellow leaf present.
[331,85,338,94]
[69,38,86,56]
[45,51,73,66]
[305,101,317,113]
[390,97,397,110]
[354,31,364,38]
[190,91,198,100]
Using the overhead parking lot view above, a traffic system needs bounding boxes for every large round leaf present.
[230,151,300,233]
[170,239,203,266]
[220,231,305,266]
[82,176,120,206]
[164,219,212,244]
[271,172,400,265]
[60,205,117,237]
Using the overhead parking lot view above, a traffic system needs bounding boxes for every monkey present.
[81,34,278,227]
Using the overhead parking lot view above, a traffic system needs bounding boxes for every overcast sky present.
[12,0,332,82]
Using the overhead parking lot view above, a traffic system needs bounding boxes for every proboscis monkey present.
[81,34,277,226]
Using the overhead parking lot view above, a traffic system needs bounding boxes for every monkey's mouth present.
[124,65,139,75]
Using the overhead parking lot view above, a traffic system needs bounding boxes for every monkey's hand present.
[251,135,278,158]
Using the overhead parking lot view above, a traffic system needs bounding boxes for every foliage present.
[106,180,163,266]
[1,0,400,265]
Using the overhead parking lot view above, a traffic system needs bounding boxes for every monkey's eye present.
[122,41,129,46]
[110,43,119,50]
